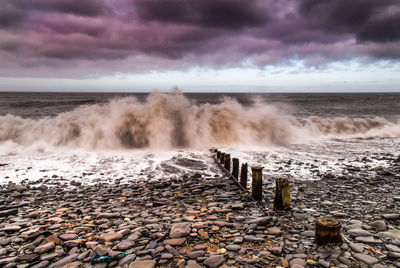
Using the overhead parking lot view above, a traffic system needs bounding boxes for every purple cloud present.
[0,0,399,77]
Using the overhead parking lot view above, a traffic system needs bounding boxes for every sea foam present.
[0,92,399,152]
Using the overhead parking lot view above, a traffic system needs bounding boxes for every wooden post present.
[274,178,290,211]
[220,153,225,164]
[314,217,342,245]
[232,158,239,180]
[251,166,263,201]
[216,151,221,159]
[224,154,231,171]
[240,163,248,189]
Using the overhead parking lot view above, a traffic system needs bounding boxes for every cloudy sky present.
[0,0,399,92]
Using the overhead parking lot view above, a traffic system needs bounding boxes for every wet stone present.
[119,254,137,266]
[370,220,387,231]
[163,238,186,246]
[99,232,123,243]
[188,251,205,258]
[354,253,379,265]
[349,242,364,253]
[355,236,383,244]
[383,214,400,220]
[33,242,55,254]
[387,244,400,253]
[129,260,156,268]
[226,244,241,251]
[117,240,134,250]
[203,255,225,268]
[186,260,202,268]
[243,235,264,242]
[170,222,191,238]
[59,234,79,240]
[348,228,373,237]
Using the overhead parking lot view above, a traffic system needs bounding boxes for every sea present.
[0,91,399,185]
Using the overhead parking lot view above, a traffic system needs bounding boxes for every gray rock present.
[243,235,264,242]
[119,254,136,266]
[383,214,400,220]
[188,251,205,259]
[267,227,281,235]
[0,208,18,217]
[129,260,156,268]
[300,230,314,237]
[370,220,387,231]
[94,245,110,255]
[48,253,79,268]
[163,238,186,246]
[226,244,241,251]
[318,259,330,268]
[348,228,373,237]
[290,258,306,267]
[170,223,191,238]
[161,253,173,259]
[34,242,55,254]
[96,212,120,218]
[388,252,400,259]
[59,234,78,240]
[117,240,134,250]
[378,230,400,240]
[338,256,352,266]
[203,255,225,267]
[354,253,379,265]
[355,236,383,244]
[186,260,202,268]
[1,225,21,232]
[99,232,123,243]
[31,261,50,268]
[271,246,283,256]
[387,244,400,253]
[247,216,271,225]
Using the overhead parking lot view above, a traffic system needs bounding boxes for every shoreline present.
[0,152,399,267]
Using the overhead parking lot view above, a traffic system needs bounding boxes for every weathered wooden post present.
[314,217,342,245]
[251,166,263,201]
[240,163,248,189]
[232,158,239,180]
[220,153,225,164]
[216,151,221,159]
[224,154,231,171]
[274,178,290,211]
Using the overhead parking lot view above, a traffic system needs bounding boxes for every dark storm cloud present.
[134,0,268,29]
[0,1,23,28]
[0,0,399,77]
[34,0,105,17]
[357,12,400,42]
[299,0,400,42]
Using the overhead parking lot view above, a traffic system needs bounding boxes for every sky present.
[0,0,399,92]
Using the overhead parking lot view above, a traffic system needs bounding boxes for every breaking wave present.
[0,92,399,151]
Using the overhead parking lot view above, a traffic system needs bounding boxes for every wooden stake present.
[224,154,231,171]
[274,178,290,211]
[240,163,248,189]
[220,153,225,164]
[232,158,239,180]
[251,166,263,201]
[314,217,342,245]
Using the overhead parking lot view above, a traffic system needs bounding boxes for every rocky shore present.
[0,153,400,268]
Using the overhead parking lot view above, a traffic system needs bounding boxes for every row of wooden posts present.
[212,149,290,211]
[212,149,342,245]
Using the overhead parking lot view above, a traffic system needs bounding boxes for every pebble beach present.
[1,150,400,268]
